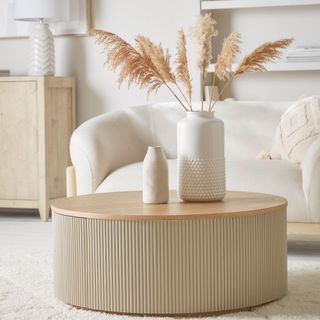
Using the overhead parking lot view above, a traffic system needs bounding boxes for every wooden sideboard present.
[0,76,76,221]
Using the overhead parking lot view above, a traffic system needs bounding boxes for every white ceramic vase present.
[29,22,55,76]
[143,146,169,204]
[177,111,226,202]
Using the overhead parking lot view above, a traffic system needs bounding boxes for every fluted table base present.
[53,208,287,316]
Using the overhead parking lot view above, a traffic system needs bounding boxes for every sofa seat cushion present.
[226,159,307,222]
[96,159,308,222]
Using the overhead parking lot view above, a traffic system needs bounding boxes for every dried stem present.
[176,29,193,110]
[175,83,192,111]
[93,25,293,115]
[93,29,189,111]
[209,32,241,109]
[191,13,218,111]
[164,82,189,111]
[209,74,235,111]
[135,34,190,111]
[208,72,217,111]
[210,38,293,111]
[235,38,293,76]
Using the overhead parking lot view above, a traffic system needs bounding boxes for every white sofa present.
[70,101,320,222]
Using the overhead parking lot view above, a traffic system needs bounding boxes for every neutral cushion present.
[271,96,320,163]
[96,159,307,222]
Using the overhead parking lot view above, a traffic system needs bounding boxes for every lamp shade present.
[13,0,68,22]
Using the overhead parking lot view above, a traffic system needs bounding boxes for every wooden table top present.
[51,190,287,221]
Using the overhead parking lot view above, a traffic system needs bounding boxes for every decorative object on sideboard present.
[143,146,169,204]
[205,85,219,102]
[13,0,68,76]
[0,70,10,77]
[93,14,292,202]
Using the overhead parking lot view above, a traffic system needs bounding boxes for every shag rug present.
[0,248,320,320]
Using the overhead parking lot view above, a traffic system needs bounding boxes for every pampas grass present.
[235,38,293,76]
[215,32,241,81]
[93,17,293,113]
[93,29,163,94]
[209,32,241,108]
[135,35,175,83]
[176,30,192,108]
[191,13,218,111]
[135,34,192,110]
[209,38,293,111]
[191,14,218,72]
[93,29,188,110]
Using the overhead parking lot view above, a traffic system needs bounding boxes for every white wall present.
[0,0,201,124]
[212,5,320,101]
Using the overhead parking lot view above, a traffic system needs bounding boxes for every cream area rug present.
[0,248,320,320]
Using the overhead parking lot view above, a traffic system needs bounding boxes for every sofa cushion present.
[96,159,308,222]
[270,96,320,163]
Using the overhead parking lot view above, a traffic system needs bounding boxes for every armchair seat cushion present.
[96,160,178,193]
[96,159,309,222]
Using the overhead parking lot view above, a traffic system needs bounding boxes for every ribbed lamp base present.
[28,22,55,76]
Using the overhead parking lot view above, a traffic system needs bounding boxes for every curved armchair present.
[70,106,154,195]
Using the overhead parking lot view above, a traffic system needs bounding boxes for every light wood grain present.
[47,87,74,199]
[66,166,77,197]
[0,199,38,208]
[0,81,38,200]
[0,76,76,221]
[51,190,287,221]
[288,222,320,235]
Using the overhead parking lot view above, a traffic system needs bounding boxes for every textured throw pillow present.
[270,96,320,164]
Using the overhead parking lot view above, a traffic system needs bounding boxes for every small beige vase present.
[143,146,169,204]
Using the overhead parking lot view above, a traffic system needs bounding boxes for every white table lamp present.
[13,0,68,76]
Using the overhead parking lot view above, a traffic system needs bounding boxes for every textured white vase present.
[143,146,169,204]
[29,22,55,76]
[177,111,226,202]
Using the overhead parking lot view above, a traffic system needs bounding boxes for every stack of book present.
[286,47,320,63]
[0,70,10,77]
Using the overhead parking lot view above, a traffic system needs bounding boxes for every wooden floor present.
[0,211,320,262]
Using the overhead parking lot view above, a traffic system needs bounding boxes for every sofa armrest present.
[301,137,320,220]
[70,109,152,195]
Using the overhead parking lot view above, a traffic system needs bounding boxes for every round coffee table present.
[52,190,287,316]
